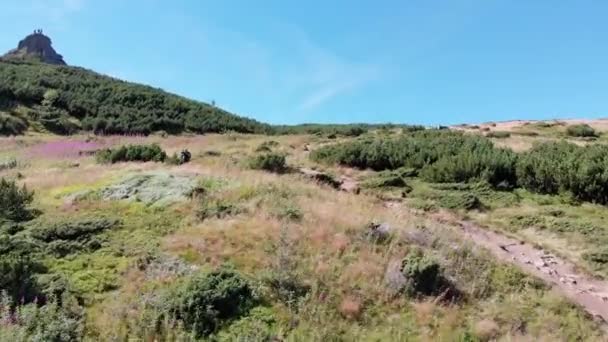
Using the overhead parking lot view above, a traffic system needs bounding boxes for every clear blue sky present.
[2,1,607,125]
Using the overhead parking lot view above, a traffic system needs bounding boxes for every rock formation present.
[3,29,66,65]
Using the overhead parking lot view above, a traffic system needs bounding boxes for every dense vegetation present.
[517,142,608,204]
[247,152,287,173]
[273,123,425,136]
[96,144,167,164]
[168,269,257,337]
[313,131,608,204]
[566,124,598,138]
[0,59,271,135]
[312,130,518,188]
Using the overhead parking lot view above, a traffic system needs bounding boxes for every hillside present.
[0,128,606,340]
[0,59,272,135]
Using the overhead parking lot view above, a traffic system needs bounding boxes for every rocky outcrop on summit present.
[3,30,66,65]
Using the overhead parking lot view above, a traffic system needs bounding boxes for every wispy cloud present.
[293,37,380,111]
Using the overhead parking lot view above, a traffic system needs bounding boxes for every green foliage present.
[274,204,303,222]
[517,142,608,204]
[583,248,608,266]
[486,131,511,138]
[169,269,257,337]
[248,152,287,173]
[256,140,279,152]
[361,170,408,189]
[312,131,517,188]
[96,144,167,164]
[215,307,278,342]
[197,198,242,221]
[0,158,17,172]
[566,124,598,138]
[0,178,34,223]
[0,112,27,135]
[420,147,517,188]
[0,60,270,135]
[37,106,80,135]
[30,218,117,257]
[0,293,85,342]
[400,250,442,296]
[273,123,424,136]
[437,192,483,210]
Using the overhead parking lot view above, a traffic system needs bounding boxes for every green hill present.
[0,59,271,135]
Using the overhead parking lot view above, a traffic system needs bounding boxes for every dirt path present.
[304,170,608,324]
[404,206,608,325]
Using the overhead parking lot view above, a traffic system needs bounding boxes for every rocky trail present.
[301,169,608,326]
[399,204,608,327]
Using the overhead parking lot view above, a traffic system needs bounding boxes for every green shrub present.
[0,293,85,341]
[0,158,17,171]
[0,113,27,135]
[361,171,407,188]
[255,140,279,152]
[197,199,241,221]
[215,307,277,342]
[311,130,517,188]
[420,147,517,188]
[96,144,167,164]
[486,131,511,138]
[0,255,44,304]
[0,178,34,223]
[437,192,483,210]
[274,204,303,221]
[400,250,442,296]
[169,269,257,337]
[29,218,117,256]
[248,153,287,173]
[583,249,608,265]
[30,218,117,242]
[566,124,597,138]
[517,142,608,204]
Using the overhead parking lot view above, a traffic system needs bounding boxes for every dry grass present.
[2,133,604,340]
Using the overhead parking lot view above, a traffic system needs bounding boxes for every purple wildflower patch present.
[27,140,104,159]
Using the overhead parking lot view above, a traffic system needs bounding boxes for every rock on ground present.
[99,172,198,206]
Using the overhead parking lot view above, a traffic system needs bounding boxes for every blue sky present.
[1,1,607,125]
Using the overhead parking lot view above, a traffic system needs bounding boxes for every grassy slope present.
[0,133,603,340]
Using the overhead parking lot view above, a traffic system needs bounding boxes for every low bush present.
[0,113,27,135]
[255,140,279,152]
[400,250,442,296]
[30,218,117,243]
[517,142,608,204]
[0,158,17,172]
[214,307,278,342]
[566,124,597,138]
[197,199,242,221]
[248,152,287,173]
[311,130,517,188]
[96,144,167,164]
[420,147,517,188]
[0,293,85,341]
[0,178,34,223]
[169,269,257,337]
[29,218,117,257]
[438,192,483,210]
[486,131,511,139]
[361,171,407,188]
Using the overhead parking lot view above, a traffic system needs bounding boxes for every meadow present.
[1,121,607,340]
